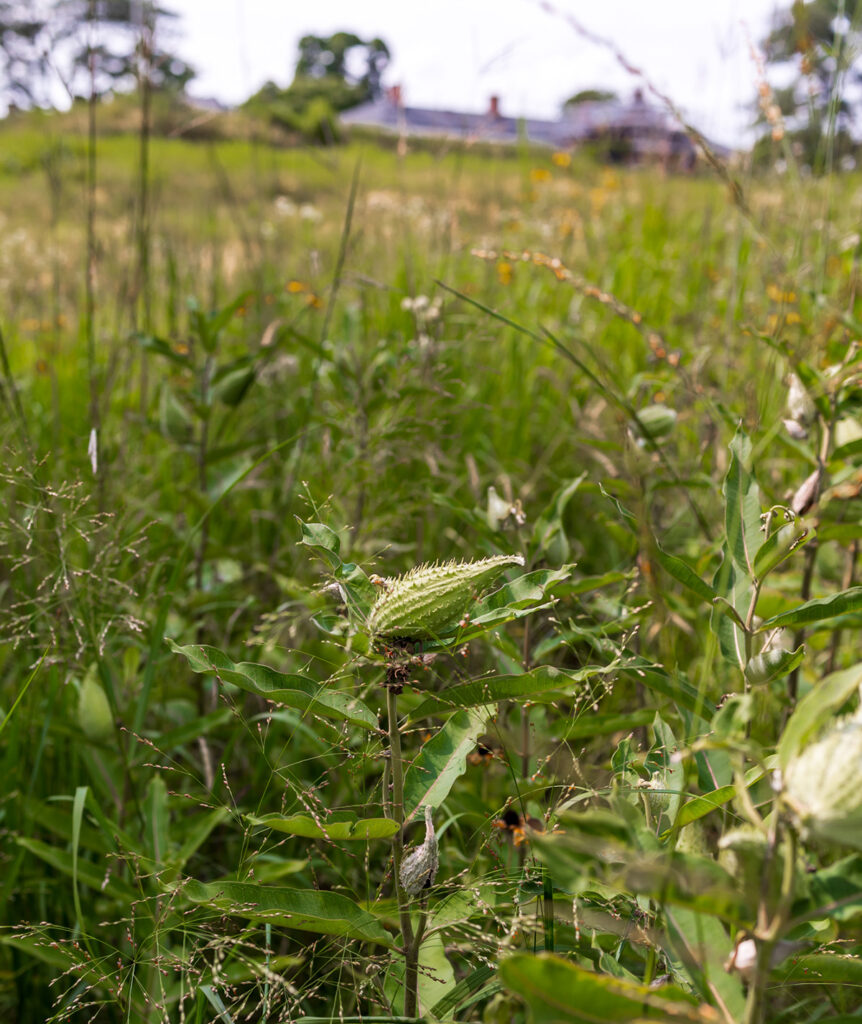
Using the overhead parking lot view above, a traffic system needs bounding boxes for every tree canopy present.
[293,31,390,107]
[0,0,193,110]
[244,30,391,144]
[759,0,862,165]
[563,88,618,107]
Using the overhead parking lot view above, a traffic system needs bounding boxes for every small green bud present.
[367,554,524,641]
[744,644,803,686]
[77,671,113,740]
[633,403,677,441]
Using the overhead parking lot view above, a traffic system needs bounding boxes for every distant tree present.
[293,31,390,107]
[563,88,618,107]
[244,31,391,144]
[0,0,193,110]
[757,0,862,166]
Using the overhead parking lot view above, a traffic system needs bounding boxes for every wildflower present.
[767,284,797,304]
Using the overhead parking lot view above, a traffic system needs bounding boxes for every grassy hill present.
[2,104,862,1024]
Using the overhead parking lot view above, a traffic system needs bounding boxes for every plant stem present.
[386,685,417,1015]
[743,826,797,1024]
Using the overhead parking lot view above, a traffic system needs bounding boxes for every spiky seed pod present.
[637,773,671,816]
[399,805,439,897]
[367,554,524,641]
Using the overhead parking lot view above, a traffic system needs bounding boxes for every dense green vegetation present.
[3,106,862,1024]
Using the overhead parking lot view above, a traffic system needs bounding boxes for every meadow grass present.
[2,106,862,1023]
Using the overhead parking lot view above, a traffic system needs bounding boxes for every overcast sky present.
[167,0,784,148]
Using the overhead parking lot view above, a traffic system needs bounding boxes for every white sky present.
[167,0,784,148]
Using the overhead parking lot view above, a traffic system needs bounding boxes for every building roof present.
[339,95,570,147]
[339,89,723,162]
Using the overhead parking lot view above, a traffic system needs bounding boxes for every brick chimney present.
[488,95,500,119]
[387,84,403,107]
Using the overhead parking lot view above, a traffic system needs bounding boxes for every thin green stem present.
[386,685,417,1014]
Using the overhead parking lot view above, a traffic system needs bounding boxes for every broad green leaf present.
[211,361,255,407]
[21,796,111,854]
[500,952,710,1022]
[297,521,342,568]
[775,953,862,985]
[672,786,737,831]
[245,813,399,841]
[475,566,574,616]
[530,474,586,563]
[179,879,394,947]
[174,807,232,871]
[555,570,630,596]
[664,907,746,1021]
[385,930,456,1016]
[778,662,862,769]
[167,641,377,730]
[710,549,751,671]
[137,332,191,366]
[297,521,378,623]
[808,855,862,922]
[403,707,489,822]
[724,430,762,580]
[831,436,862,464]
[409,664,594,720]
[431,965,497,1018]
[534,825,749,926]
[757,587,862,631]
[752,517,813,580]
[17,837,135,901]
[564,707,656,740]
[619,658,707,717]
[654,546,718,605]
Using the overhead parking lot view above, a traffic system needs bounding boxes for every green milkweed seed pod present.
[366,553,524,641]
[783,710,862,850]
[399,804,439,897]
[77,670,114,740]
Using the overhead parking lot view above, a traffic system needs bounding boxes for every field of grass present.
[3,104,862,1024]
